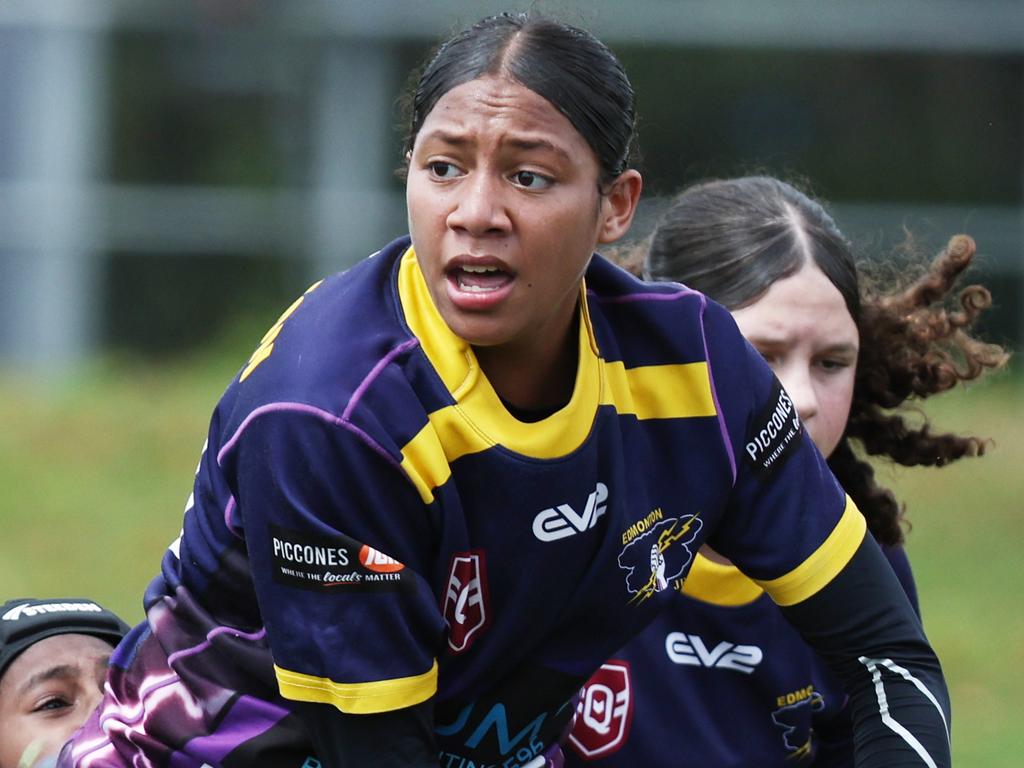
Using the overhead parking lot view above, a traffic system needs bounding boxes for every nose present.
[446,171,511,237]
[83,677,106,715]
[779,364,818,425]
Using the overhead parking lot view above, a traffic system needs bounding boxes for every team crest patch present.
[771,687,825,757]
[568,661,633,760]
[443,551,490,653]
[745,377,803,476]
[618,514,702,604]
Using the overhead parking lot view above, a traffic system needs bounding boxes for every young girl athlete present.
[567,176,1007,766]
[62,16,952,768]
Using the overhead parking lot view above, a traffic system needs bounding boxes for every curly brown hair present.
[628,177,1009,546]
[840,233,1009,544]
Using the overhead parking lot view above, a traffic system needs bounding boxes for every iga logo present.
[665,632,763,674]
[359,545,404,573]
[443,551,490,653]
[568,661,633,760]
[533,482,609,542]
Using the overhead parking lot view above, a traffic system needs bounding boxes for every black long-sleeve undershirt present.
[781,535,951,767]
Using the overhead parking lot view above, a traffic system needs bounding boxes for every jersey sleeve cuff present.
[274,660,438,714]
[755,497,867,606]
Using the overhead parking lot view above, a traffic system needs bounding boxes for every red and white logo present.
[442,551,489,653]
[359,545,405,573]
[568,661,633,760]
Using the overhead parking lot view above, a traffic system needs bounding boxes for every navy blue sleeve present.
[700,298,854,591]
[224,406,446,713]
[782,535,950,767]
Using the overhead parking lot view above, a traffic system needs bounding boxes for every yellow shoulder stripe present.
[274,660,437,715]
[400,424,454,505]
[681,553,765,607]
[601,360,716,419]
[399,360,717,504]
[756,497,867,607]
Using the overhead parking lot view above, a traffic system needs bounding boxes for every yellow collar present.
[397,246,603,459]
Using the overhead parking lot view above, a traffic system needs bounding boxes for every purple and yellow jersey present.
[565,546,917,767]
[62,236,861,768]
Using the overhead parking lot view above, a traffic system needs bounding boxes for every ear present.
[597,169,643,244]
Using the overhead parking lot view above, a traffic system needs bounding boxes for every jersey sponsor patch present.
[532,482,608,542]
[443,551,490,653]
[744,377,803,476]
[269,525,407,592]
[617,514,702,604]
[568,661,633,760]
[664,632,763,674]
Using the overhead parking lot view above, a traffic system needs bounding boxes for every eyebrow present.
[502,137,572,161]
[419,130,572,162]
[749,337,858,355]
[15,655,110,698]
[823,343,858,355]
[18,664,80,696]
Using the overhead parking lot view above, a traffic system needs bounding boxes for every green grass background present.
[1,349,1021,764]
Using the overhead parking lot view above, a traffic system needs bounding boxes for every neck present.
[474,311,580,414]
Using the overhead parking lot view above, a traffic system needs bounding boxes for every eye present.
[428,161,462,180]
[817,357,853,373]
[510,170,552,190]
[33,695,71,713]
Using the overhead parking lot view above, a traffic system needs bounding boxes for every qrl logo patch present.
[568,661,633,760]
[443,551,490,653]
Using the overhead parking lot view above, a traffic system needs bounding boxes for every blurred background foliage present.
[40,10,1022,358]
[100,34,1024,355]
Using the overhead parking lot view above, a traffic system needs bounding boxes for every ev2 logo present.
[532,482,609,542]
[665,632,763,674]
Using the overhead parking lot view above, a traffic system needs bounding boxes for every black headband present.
[0,597,130,679]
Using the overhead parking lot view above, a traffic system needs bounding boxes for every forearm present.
[781,536,950,767]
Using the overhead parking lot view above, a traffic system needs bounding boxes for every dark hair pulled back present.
[645,176,860,320]
[633,176,1008,545]
[403,12,635,186]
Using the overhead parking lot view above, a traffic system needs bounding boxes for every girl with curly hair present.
[568,175,1007,766]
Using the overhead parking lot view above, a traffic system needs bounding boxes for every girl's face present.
[0,634,113,768]
[731,262,859,459]
[406,75,639,358]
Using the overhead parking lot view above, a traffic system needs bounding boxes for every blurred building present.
[1,0,1021,371]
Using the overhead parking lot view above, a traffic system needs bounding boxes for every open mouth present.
[450,264,513,293]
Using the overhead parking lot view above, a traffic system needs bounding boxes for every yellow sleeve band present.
[681,553,765,607]
[274,659,438,714]
[755,497,867,607]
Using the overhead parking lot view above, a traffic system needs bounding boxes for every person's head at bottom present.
[0,599,129,768]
